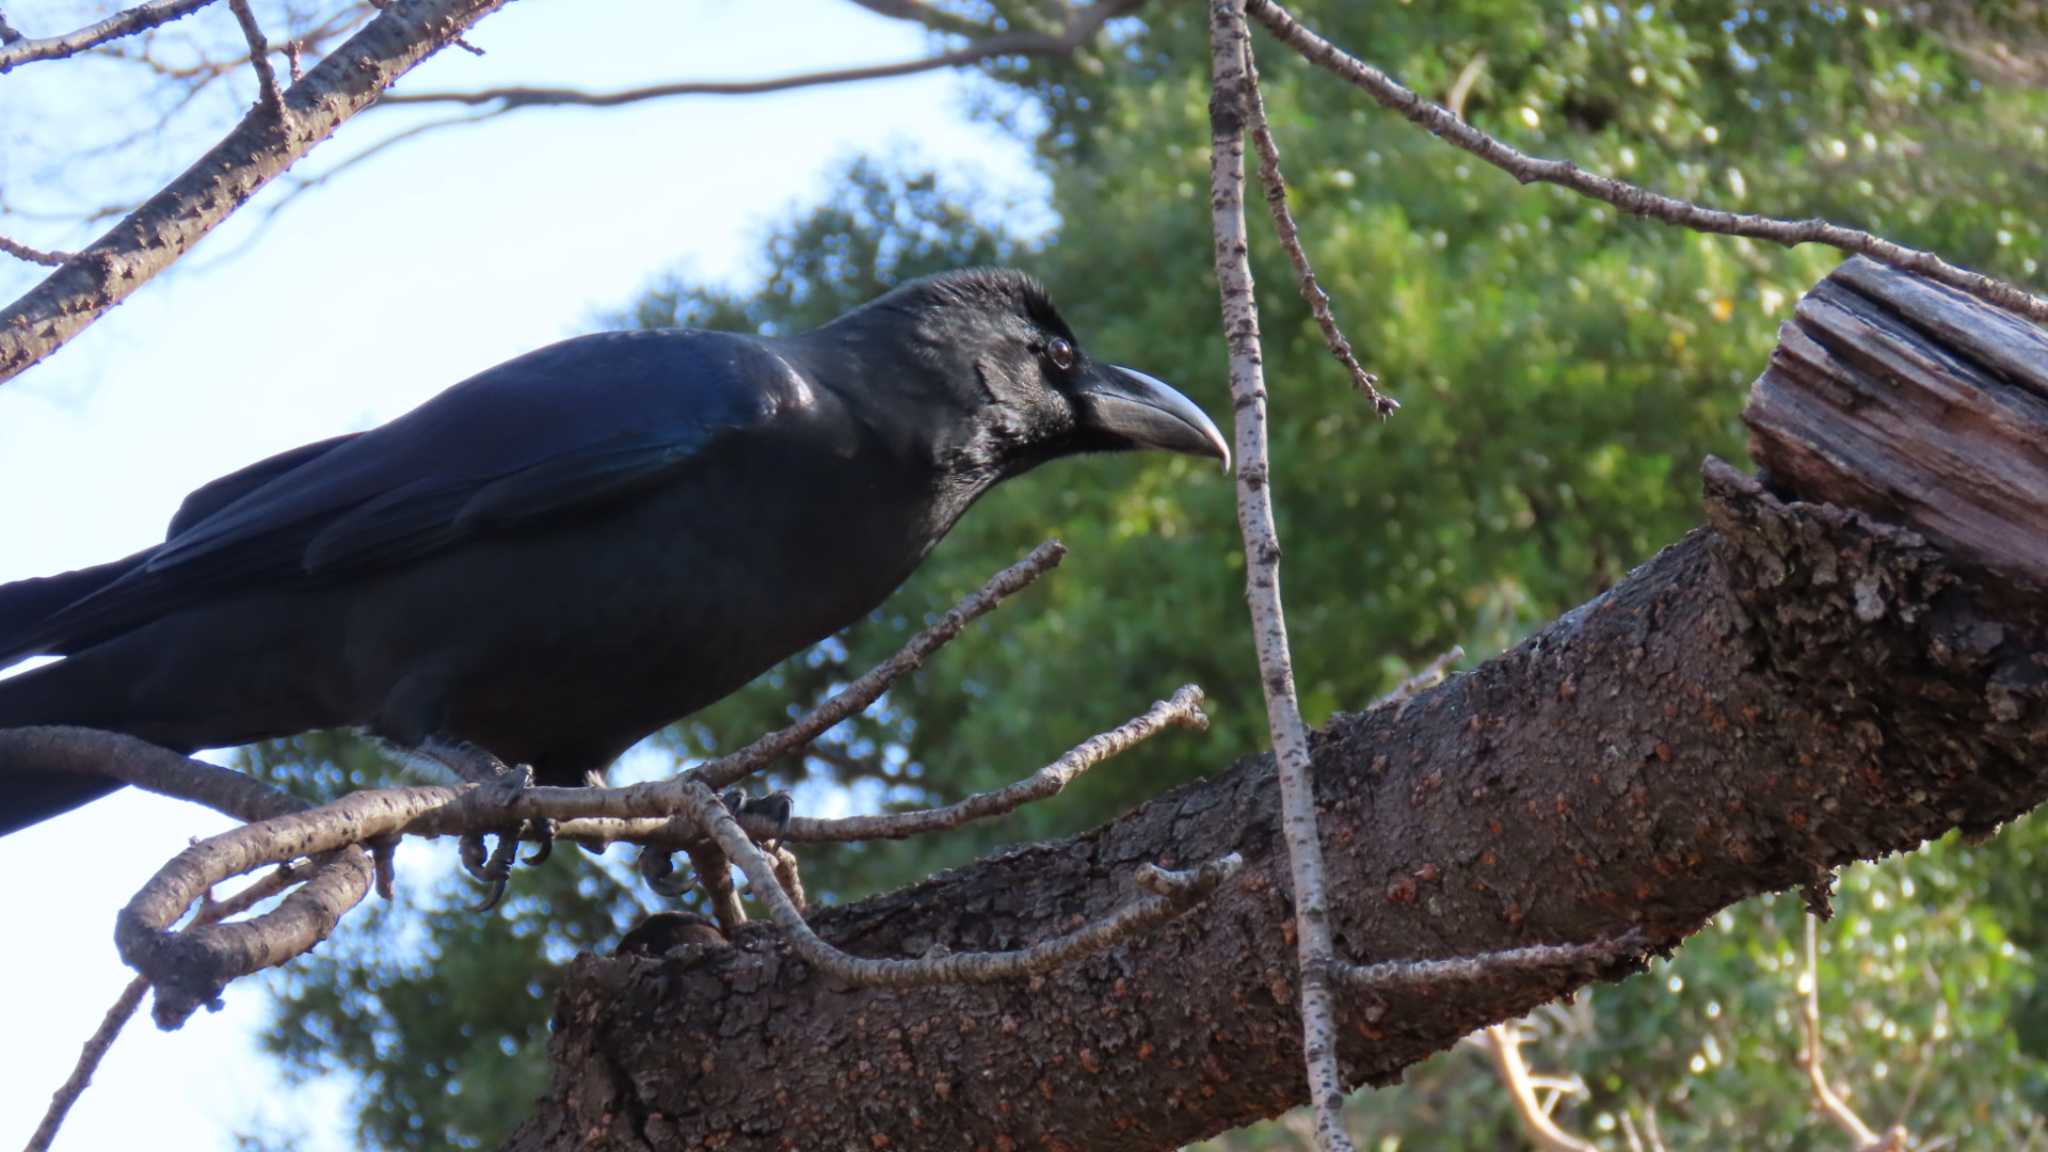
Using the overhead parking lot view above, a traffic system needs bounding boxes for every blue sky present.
[0,3,1042,1147]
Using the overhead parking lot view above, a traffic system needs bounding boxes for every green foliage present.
[249,3,2048,1147]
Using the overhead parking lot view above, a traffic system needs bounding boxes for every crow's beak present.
[1074,365,1231,471]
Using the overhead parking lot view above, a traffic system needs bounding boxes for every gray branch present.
[1245,0,2048,324]
[0,0,515,386]
[0,0,217,73]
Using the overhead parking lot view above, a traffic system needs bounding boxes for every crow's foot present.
[454,761,548,911]
[720,787,795,842]
[637,847,695,899]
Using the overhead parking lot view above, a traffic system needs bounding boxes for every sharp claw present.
[637,847,695,899]
[522,818,555,865]
[471,875,510,913]
[460,832,493,883]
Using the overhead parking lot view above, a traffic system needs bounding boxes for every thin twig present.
[0,0,217,72]
[25,863,306,1151]
[1244,0,2048,324]
[1332,934,1642,993]
[1369,645,1464,712]
[0,0,508,386]
[1207,4,1355,1149]
[23,979,148,1152]
[1484,1023,1599,1152]
[374,0,1143,111]
[690,540,1066,791]
[845,0,986,39]
[772,685,1206,842]
[465,684,1205,852]
[1242,48,1395,416]
[0,235,74,267]
[224,0,285,118]
[684,778,1241,987]
[1801,915,1913,1151]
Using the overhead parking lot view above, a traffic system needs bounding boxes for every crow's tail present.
[0,550,151,668]
[0,656,135,835]
[1,553,164,835]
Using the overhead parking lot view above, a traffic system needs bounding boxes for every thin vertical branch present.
[1801,915,1913,1151]
[225,0,286,118]
[1207,2,1355,1149]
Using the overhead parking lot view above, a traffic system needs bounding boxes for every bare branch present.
[1333,935,1643,994]
[0,0,217,73]
[1208,4,1356,1149]
[0,726,307,823]
[1801,915,1915,1152]
[1244,0,2048,324]
[684,776,1243,987]
[0,235,74,267]
[1484,1023,1599,1152]
[24,978,149,1152]
[373,0,1142,112]
[225,0,286,118]
[1369,645,1464,713]
[26,862,307,1151]
[1242,47,1396,416]
[0,0,512,386]
[689,538,1066,791]
[774,684,1206,842]
[131,847,377,1026]
[845,0,988,39]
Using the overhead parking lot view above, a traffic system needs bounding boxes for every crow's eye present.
[1046,337,1076,372]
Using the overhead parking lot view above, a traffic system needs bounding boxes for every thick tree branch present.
[1243,0,2048,324]
[0,0,513,386]
[503,261,2048,1152]
[0,0,217,73]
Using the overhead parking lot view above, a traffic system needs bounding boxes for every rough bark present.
[503,259,2048,1151]
[0,0,511,385]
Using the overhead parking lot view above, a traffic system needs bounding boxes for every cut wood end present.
[1741,257,2048,587]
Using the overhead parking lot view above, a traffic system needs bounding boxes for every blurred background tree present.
[239,2,2048,1147]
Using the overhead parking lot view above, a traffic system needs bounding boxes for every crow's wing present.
[33,330,811,650]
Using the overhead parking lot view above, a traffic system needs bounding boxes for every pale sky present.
[0,3,1042,1148]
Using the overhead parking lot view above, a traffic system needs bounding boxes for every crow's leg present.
[413,738,550,910]
[634,790,795,917]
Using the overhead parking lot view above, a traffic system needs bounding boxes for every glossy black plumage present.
[0,270,1227,835]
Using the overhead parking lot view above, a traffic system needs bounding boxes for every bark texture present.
[504,259,2048,1151]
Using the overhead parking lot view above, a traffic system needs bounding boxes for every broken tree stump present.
[1745,255,2048,586]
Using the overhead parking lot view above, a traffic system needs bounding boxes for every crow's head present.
[821,269,1229,483]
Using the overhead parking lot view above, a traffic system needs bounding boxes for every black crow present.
[0,269,1226,836]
